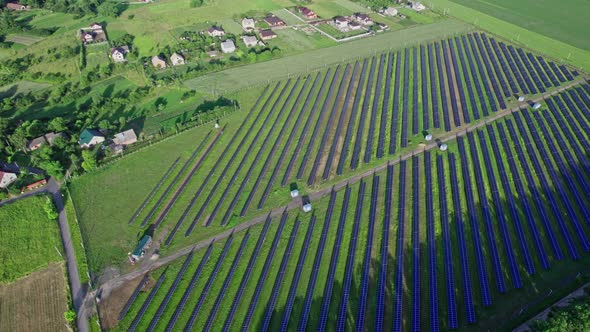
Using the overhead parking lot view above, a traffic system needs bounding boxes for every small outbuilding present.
[533,102,542,110]
[113,129,138,146]
[220,39,236,53]
[207,27,225,37]
[241,17,255,31]
[242,35,259,48]
[290,189,300,198]
[259,29,277,40]
[439,143,448,151]
[151,55,167,69]
[131,235,152,262]
[264,15,286,27]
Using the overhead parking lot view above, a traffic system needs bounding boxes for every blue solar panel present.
[298,190,338,331]
[351,59,376,169]
[526,52,551,88]
[484,126,538,275]
[470,34,506,110]
[497,41,528,94]
[390,52,402,154]
[412,47,421,135]
[465,34,499,113]
[222,215,273,332]
[457,137,493,305]
[436,155,458,328]
[280,216,316,332]
[411,156,421,332]
[392,160,407,332]
[515,47,545,92]
[425,152,439,332]
[183,236,234,332]
[323,62,359,179]
[317,186,352,331]
[486,36,519,94]
[241,211,289,330]
[128,273,166,332]
[356,175,380,331]
[548,61,566,83]
[375,166,393,332]
[535,55,559,86]
[336,182,366,331]
[441,40,461,127]
[452,37,480,121]
[447,38,471,124]
[401,48,411,145]
[448,153,477,323]
[260,220,301,332]
[420,45,431,130]
[506,44,537,94]
[435,42,452,131]
[427,44,441,130]
[477,33,511,97]
[460,35,490,117]
[364,55,386,162]
[507,118,579,259]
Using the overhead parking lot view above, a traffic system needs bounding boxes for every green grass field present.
[429,0,590,70]
[0,195,64,283]
[449,0,590,51]
[0,80,52,99]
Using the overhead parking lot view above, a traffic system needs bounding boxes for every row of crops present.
[117,84,590,331]
[127,32,577,247]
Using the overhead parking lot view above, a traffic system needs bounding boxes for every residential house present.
[90,23,103,31]
[353,13,373,25]
[220,39,236,53]
[410,1,426,11]
[264,15,286,27]
[207,27,225,37]
[382,7,398,16]
[44,132,68,146]
[82,32,95,43]
[242,35,258,48]
[112,129,138,146]
[207,50,219,58]
[0,171,17,189]
[151,55,167,69]
[333,16,349,29]
[170,52,185,66]
[349,21,362,30]
[26,136,47,151]
[111,46,129,63]
[78,129,105,148]
[298,6,317,19]
[6,2,30,10]
[259,29,277,40]
[241,17,255,31]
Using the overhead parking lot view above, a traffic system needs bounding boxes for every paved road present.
[47,178,89,332]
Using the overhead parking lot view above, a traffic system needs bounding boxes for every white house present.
[207,27,225,37]
[111,46,129,63]
[383,7,398,16]
[151,55,167,69]
[333,16,349,29]
[0,171,17,189]
[170,52,185,66]
[112,129,137,146]
[241,17,255,31]
[220,39,236,53]
[242,35,258,48]
[410,1,426,11]
[79,129,105,148]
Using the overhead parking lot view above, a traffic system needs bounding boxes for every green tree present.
[44,198,59,221]
[97,2,122,17]
[48,117,67,132]
[39,160,64,179]
[530,291,590,331]
[64,309,76,324]
[81,149,97,172]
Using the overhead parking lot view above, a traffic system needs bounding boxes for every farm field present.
[6,34,45,46]
[69,30,581,281]
[449,0,590,51]
[0,195,64,283]
[0,80,52,99]
[112,83,590,331]
[0,262,70,332]
[428,0,590,70]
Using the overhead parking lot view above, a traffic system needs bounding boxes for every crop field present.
[449,0,590,52]
[70,32,582,278]
[0,195,64,283]
[0,262,69,332]
[113,82,590,330]
[6,34,45,46]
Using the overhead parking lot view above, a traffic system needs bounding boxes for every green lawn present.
[85,43,111,68]
[0,195,63,283]
[0,80,52,99]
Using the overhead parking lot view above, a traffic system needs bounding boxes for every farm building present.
[220,40,236,53]
[78,129,105,148]
[242,35,259,48]
[151,55,167,69]
[353,13,373,25]
[0,170,17,189]
[264,15,286,27]
[130,235,152,262]
[259,29,277,40]
[241,18,255,31]
[22,179,47,192]
[113,129,137,146]
[111,46,129,63]
[298,7,317,19]
[170,52,185,66]
[5,2,30,10]
[207,27,225,37]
